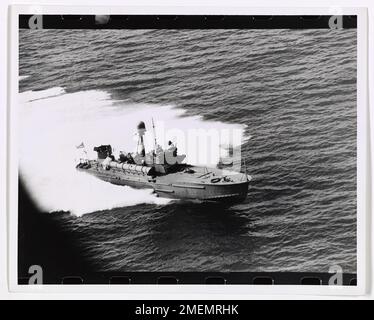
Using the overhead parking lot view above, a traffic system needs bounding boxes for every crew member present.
[167,140,177,157]
[127,153,135,164]
[167,141,175,149]
[119,151,126,163]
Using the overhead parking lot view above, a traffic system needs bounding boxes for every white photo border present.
[7,5,368,297]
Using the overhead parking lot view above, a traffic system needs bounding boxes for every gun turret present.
[93,145,112,160]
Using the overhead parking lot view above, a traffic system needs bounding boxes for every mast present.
[136,121,146,157]
[152,118,157,163]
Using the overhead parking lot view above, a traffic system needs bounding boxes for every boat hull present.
[76,162,249,205]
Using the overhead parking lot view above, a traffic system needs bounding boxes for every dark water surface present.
[19,29,356,272]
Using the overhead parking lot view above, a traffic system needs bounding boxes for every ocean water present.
[19,28,357,273]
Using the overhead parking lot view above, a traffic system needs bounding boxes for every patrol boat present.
[76,121,251,205]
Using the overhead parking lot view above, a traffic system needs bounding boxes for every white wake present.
[18,87,246,216]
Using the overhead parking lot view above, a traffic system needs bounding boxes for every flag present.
[76,142,85,149]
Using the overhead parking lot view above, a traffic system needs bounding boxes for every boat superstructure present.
[76,121,250,205]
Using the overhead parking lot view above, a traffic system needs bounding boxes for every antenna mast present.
[152,118,157,163]
[152,118,157,150]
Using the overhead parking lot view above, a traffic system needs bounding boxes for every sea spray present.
[19,87,246,216]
